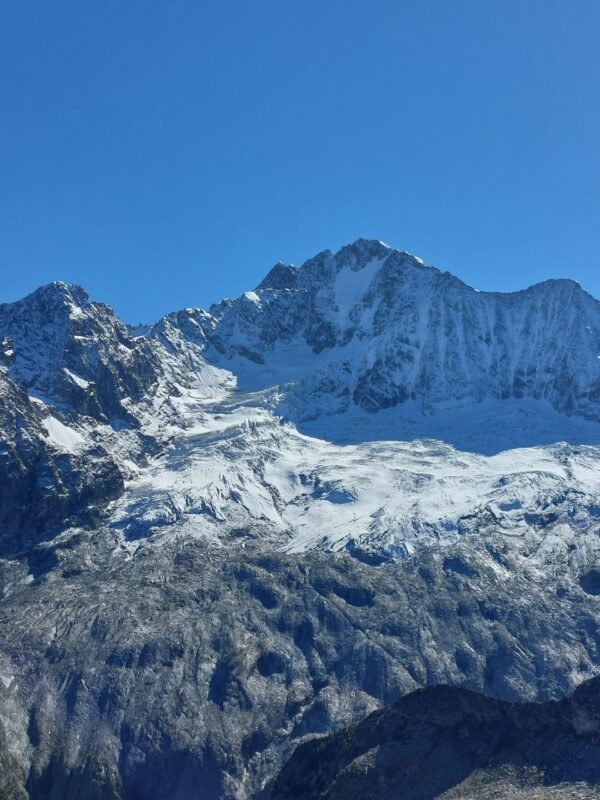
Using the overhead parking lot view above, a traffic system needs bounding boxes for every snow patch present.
[42,416,86,453]
[333,258,384,318]
[64,368,91,389]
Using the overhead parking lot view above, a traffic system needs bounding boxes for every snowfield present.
[108,385,600,562]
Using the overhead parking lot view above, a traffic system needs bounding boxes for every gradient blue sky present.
[1,1,599,323]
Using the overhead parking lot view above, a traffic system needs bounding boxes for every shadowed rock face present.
[0,282,163,424]
[271,677,600,800]
[0,282,160,544]
[0,371,123,546]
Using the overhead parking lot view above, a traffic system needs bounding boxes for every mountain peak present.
[256,262,300,292]
[332,238,392,270]
[17,281,91,313]
[529,277,584,292]
[337,237,391,255]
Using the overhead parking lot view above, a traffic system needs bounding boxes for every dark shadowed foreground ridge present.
[272,677,600,799]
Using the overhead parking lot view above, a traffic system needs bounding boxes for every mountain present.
[271,676,600,799]
[0,281,230,545]
[0,368,122,544]
[0,240,599,798]
[0,281,164,422]
[177,238,600,422]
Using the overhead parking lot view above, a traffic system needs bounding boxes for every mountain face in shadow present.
[271,676,600,800]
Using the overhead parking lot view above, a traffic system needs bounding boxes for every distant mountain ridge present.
[4,239,600,425]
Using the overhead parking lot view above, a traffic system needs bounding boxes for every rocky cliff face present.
[0,369,122,547]
[175,239,600,422]
[271,676,600,800]
[0,282,164,423]
[0,240,599,798]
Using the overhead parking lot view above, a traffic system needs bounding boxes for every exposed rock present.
[0,370,123,546]
[0,282,163,424]
[271,677,600,800]
[0,533,599,798]
[164,239,600,423]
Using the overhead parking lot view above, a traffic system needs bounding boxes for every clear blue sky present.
[1,1,599,323]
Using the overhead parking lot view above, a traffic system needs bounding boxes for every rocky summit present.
[0,240,599,798]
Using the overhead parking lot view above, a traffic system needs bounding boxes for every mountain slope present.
[0,282,231,544]
[0,369,123,545]
[271,676,600,800]
[1,531,599,799]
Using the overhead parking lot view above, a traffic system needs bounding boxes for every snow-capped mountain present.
[0,280,229,542]
[173,238,600,422]
[1,239,599,799]
[3,239,599,555]
[0,281,164,422]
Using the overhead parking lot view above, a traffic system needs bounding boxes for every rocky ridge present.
[191,238,600,422]
[272,676,600,799]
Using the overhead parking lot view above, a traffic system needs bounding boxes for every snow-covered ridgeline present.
[0,238,599,556]
[185,239,600,422]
